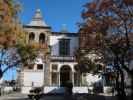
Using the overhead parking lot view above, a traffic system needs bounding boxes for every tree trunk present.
[0,65,3,79]
[131,74,133,100]
[122,64,133,100]
[114,59,126,100]
[115,71,121,96]
[115,70,126,100]
[119,69,126,100]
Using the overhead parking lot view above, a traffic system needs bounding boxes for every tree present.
[0,0,38,79]
[79,0,133,99]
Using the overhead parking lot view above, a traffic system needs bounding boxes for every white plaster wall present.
[35,57,44,64]
[73,87,88,93]
[86,73,102,86]
[21,86,32,94]
[3,87,13,93]
[43,86,88,94]
[0,78,3,84]
[22,86,89,94]
[23,71,44,87]
[50,36,59,56]
[21,86,117,94]
[50,35,78,56]
[103,86,112,93]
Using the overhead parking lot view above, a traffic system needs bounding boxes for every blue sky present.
[3,0,89,80]
[3,66,17,80]
[18,0,88,32]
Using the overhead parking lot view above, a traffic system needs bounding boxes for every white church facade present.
[20,9,102,94]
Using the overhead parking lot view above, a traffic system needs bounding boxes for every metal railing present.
[50,56,75,61]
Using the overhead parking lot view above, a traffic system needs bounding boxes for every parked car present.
[28,87,43,100]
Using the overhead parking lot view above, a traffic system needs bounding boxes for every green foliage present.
[16,43,37,65]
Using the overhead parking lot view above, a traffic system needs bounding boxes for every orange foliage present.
[128,23,133,28]
[0,0,22,47]
[99,0,112,12]
[0,0,12,23]
[80,0,133,52]
[82,12,94,18]
[124,0,133,5]
[85,2,97,10]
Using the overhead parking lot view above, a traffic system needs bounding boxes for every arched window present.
[29,32,35,43]
[39,33,45,44]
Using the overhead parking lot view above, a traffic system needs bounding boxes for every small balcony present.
[50,56,75,62]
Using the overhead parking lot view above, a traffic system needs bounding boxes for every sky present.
[3,66,17,81]
[3,0,89,80]
[18,0,89,32]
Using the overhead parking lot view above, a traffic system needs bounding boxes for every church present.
[20,9,102,94]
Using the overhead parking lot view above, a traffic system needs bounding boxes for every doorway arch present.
[60,65,72,86]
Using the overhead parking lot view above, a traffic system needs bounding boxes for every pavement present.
[0,93,119,100]
[0,93,77,100]
[0,92,28,100]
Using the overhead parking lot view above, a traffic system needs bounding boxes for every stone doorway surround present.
[50,63,79,86]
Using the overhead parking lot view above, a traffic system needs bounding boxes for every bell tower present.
[24,9,51,46]
[22,9,51,86]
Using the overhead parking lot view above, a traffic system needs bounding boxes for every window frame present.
[27,64,34,70]
[37,64,43,70]
[51,64,58,86]
[29,32,35,43]
[39,33,45,44]
[59,39,70,56]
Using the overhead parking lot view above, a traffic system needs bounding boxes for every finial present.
[36,9,41,12]
[33,9,43,20]
[61,24,68,33]
[28,9,48,27]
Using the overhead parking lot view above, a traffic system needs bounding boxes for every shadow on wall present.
[44,87,65,94]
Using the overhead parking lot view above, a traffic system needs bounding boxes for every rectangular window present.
[37,64,43,70]
[52,64,58,72]
[51,64,58,86]
[59,39,70,56]
[28,64,34,70]
[74,73,80,86]
[51,72,58,86]
[81,73,88,86]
